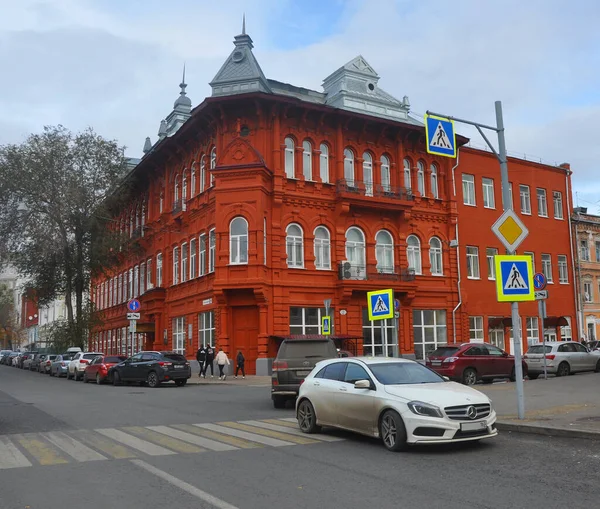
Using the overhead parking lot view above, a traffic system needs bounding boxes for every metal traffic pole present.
[539,299,547,379]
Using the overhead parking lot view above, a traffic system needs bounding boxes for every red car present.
[83,355,127,384]
[425,343,528,385]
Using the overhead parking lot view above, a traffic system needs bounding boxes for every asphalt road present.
[1,364,599,509]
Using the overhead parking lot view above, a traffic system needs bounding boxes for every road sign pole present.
[539,299,547,379]
[496,101,525,419]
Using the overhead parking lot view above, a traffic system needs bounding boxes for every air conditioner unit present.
[449,239,459,248]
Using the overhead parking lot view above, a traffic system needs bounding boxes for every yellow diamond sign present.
[491,209,529,252]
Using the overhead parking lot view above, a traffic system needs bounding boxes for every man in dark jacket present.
[205,345,215,378]
[235,350,245,379]
[196,345,207,378]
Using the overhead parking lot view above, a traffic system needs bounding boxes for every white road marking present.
[195,423,294,447]
[147,426,238,452]
[42,432,107,462]
[240,420,343,442]
[0,436,32,469]
[279,417,298,423]
[95,429,175,456]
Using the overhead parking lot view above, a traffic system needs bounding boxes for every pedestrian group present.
[196,345,245,380]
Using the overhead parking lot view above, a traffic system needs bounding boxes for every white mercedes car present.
[296,357,497,451]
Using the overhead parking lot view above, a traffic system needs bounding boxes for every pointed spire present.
[158,120,167,140]
[143,136,152,154]
[242,13,246,35]
[174,63,191,109]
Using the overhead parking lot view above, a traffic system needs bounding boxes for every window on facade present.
[117,274,123,304]
[128,268,133,298]
[520,185,531,214]
[469,316,484,342]
[363,152,373,196]
[482,178,495,209]
[584,282,593,302]
[344,149,355,187]
[146,258,152,289]
[314,226,331,270]
[181,243,188,283]
[537,188,547,217]
[109,278,114,307]
[375,230,394,274]
[541,254,553,282]
[319,143,329,183]
[345,227,366,278]
[129,212,134,237]
[430,163,439,199]
[596,241,600,263]
[362,309,396,357]
[417,160,425,196]
[230,217,248,264]
[462,174,475,206]
[466,246,480,279]
[210,147,216,186]
[284,137,295,178]
[580,239,590,261]
[403,158,412,190]
[553,191,563,219]
[429,237,443,275]
[406,235,422,275]
[286,223,304,268]
[190,239,197,279]
[200,155,206,193]
[159,190,164,214]
[526,317,539,346]
[486,247,498,280]
[290,307,329,335]
[140,263,145,294]
[263,218,267,265]
[209,229,216,273]
[182,170,188,207]
[156,253,163,287]
[561,317,572,341]
[302,141,312,180]
[380,155,391,192]
[489,318,505,350]
[173,317,185,354]
[413,310,447,360]
[174,176,180,209]
[199,234,206,276]
[198,311,214,348]
[524,251,535,273]
[173,247,179,285]
[557,255,568,284]
[190,163,196,197]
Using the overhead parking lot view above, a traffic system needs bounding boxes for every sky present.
[1,0,599,211]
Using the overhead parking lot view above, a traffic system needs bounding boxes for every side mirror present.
[354,379,371,389]
[502,351,509,357]
[443,376,450,382]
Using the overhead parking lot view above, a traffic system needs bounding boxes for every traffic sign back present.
[495,255,535,302]
[367,289,394,321]
[425,114,456,158]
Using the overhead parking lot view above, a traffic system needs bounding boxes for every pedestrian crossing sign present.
[322,316,331,335]
[425,114,457,158]
[495,255,535,302]
[367,289,394,321]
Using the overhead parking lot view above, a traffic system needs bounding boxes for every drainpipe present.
[451,150,462,343]
[571,212,584,339]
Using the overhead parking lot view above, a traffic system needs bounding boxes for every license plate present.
[460,421,487,432]
[431,360,442,366]
[296,370,311,377]
[174,365,185,369]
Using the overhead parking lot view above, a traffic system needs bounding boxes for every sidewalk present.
[186,374,271,386]
[477,371,600,440]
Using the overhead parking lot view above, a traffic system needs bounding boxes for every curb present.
[496,421,600,441]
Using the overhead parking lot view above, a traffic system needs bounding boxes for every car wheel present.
[297,400,321,434]
[83,373,88,383]
[462,368,477,386]
[595,360,600,373]
[175,379,187,387]
[272,396,286,409]
[556,362,570,377]
[147,371,160,388]
[73,370,79,381]
[379,410,408,452]
[528,373,539,380]
[49,369,54,377]
[96,373,102,385]
[113,371,121,386]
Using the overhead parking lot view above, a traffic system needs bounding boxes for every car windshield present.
[279,341,334,358]
[62,355,74,361]
[527,345,552,354]
[105,356,127,363]
[429,346,460,358]
[162,353,187,362]
[369,362,444,385]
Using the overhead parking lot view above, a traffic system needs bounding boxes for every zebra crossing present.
[0,418,342,470]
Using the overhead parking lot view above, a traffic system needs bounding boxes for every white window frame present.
[198,311,214,348]
[290,307,329,335]
[469,316,484,342]
[580,240,590,261]
[230,217,249,265]
[541,253,553,283]
[557,255,568,284]
[314,226,331,270]
[210,147,216,186]
[302,140,312,181]
[286,223,304,268]
[462,174,475,206]
[560,317,572,341]
[182,170,188,208]
[128,268,133,298]
[381,155,391,193]
[403,158,412,190]
[173,317,185,354]
[200,155,206,193]
[417,160,425,196]
[489,319,505,350]
[156,253,163,287]
[526,317,539,346]
[375,230,394,274]
[190,163,196,197]
[363,152,373,196]
[319,143,329,183]
[413,309,447,361]
[430,163,439,199]
[181,242,188,283]
[199,234,206,276]
[345,227,366,278]
[524,251,535,273]
[406,235,422,275]
[208,229,216,273]
[487,247,498,280]
[482,177,495,209]
[140,263,145,295]
[173,247,179,285]
[466,246,480,279]
[584,281,593,302]
[284,137,295,178]
[553,191,563,219]
[537,188,548,217]
[146,258,152,289]
[429,237,443,276]
[190,239,197,279]
[344,148,355,187]
[362,310,396,357]
[520,185,531,214]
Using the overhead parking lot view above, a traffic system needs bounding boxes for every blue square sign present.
[495,255,535,302]
[367,289,394,321]
[425,114,457,158]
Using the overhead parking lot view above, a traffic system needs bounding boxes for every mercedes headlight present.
[407,401,443,418]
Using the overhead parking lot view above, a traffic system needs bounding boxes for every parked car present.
[524,341,600,378]
[296,357,497,451]
[38,354,58,374]
[67,352,103,381]
[11,353,22,367]
[425,343,528,385]
[0,350,12,364]
[271,338,339,408]
[20,352,39,370]
[108,351,191,388]
[29,354,48,372]
[587,340,600,353]
[83,355,127,384]
[50,354,74,377]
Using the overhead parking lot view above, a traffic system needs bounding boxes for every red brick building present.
[91,27,577,373]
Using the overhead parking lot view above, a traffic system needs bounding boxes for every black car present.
[108,351,191,388]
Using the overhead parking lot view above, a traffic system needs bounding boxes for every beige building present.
[573,207,600,341]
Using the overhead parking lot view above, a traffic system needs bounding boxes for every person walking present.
[196,344,207,378]
[235,350,245,379]
[215,348,230,380]
[205,345,215,378]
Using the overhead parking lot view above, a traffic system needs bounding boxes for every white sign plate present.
[127,312,141,320]
[534,290,548,300]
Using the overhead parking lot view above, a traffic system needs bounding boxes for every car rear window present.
[527,345,552,354]
[429,346,460,357]
[162,353,187,362]
[105,356,127,363]
[278,341,336,358]
[83,354,100,360]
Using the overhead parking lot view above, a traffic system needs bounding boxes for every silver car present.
[524,341,600,378]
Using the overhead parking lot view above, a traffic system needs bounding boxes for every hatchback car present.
[108,351,191,388]
[83,355,127,384]
[19,352,38,369]
[524,341,600,378]
[0,350,12,364]
[297,357,497,451]
[38,354,58,374]
[67,352,103,381]
[50,354,74,377]
[426,343,527,385]
[29,354,48,372]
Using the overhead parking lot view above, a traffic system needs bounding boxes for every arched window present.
[230,217,248,264]
[430,163,439,199]
[406,235,422,275]
[174,175,180,208]
[417,160,425,196]
[375,230,394,273]
[284,137,295,178]
[363,152,373,196]
[344,148,355,187]
[135,204,141,230]
[314,226,331,270]
[182,170,188,205]
[429,237,443,275]
[381,155,391,192]
[319,143,329,183]
[190,163,196,197]
[141,200,146,236]
[302,141,312,180]
[210,147,216,186]
[345,227,366,279]
[286,223,304,268]
[200,155,206,193]
[129,211,134,237]
[403,158,412,190]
